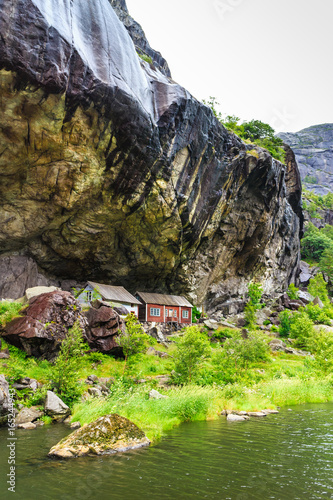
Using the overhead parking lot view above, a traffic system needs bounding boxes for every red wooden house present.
[135,292,193,324]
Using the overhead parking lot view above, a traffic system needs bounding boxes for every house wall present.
[77,286,138,316]
[165,306,180,321]
[146,303,166,322]
[143,304,192,323]
[180,307,192,323]
[77,285,101,305]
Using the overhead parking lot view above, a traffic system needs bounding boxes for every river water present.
[0,403,332,500]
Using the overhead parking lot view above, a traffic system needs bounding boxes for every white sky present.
[126,0,333,133]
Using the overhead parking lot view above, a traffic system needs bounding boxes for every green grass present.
[1,338,333,443]
[71,384,223,442]
[0,301,25,327]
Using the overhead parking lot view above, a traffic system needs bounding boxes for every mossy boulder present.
[48,414,150,458]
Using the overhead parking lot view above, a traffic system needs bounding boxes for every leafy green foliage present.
[278,310,293,337]
[172,326,211,383]
[287,284,299,300]
[213,331,270,384]
[304,175,318,184]
[319,248,333,281]
[192,306,202,323]
[306,329,333,373]
[203,98,285,162]
[301,223,333,262]
[51,320,88,406]
[289,312,315,348]
[244,282,263,328]
[116,314,150,373]
[308,274,330,305]
[303,303,331,325]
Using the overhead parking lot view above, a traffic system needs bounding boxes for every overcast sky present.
[126,0,332,133]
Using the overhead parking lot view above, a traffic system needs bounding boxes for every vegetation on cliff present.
[203,97,286,162]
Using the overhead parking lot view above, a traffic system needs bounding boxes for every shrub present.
[216,331,270,371]
[306,328,333,373]
[51,320,88,406]
[303,303,331,325]
[244,282,263,328]
[289,312,315,348]
[192,306,201,323]
[116,314,150,373]
[172,326,211,383]
[308,274,330,305]
[287,283,299,300]
[213,327,237,339]
[278,310,293,337]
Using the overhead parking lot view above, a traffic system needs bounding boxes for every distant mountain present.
[279,124,333,195]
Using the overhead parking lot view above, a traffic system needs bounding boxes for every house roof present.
[135,292,193,308]
[87,282,142,305]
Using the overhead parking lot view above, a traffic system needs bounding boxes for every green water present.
[0,403,333,500]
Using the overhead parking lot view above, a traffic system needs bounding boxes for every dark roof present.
[87,282,142,305]
[135,292,193,308]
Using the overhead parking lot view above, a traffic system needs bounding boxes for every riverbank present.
[2,341,332,442]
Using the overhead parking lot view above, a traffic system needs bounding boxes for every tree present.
[308,274,330,306]
[172,326,211,383]
[319,248,333,282]
[116,314,150,373]
[241,119,276,141]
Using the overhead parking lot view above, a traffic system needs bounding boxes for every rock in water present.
[0,291,87,360]
[0,0,302,314]
[48,414,150,458]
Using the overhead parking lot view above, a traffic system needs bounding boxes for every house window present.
[150,307,161,317]
[173,310,177,318]
[182,310,189,319]
[86,291,93,302]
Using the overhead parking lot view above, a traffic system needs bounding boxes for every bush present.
[289,312,315,348]
[216,331,270,371]
[308,274,330,305]
[172,326,211,383]
[287,284,299,300]
[244,282,263,328]
[51,320,88,406]
[303,303,331,325]
[306,329,333,373]
[116,314,150,373]
[192,306,202,323]
[278,310,293,337]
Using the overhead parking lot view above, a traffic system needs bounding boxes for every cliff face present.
[0,0,302,313]
[279,124,333,195]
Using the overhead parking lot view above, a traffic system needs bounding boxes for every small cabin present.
[135,292,192,324]
[77,281,142,316]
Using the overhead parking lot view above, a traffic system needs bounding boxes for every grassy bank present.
[1,311,333,443]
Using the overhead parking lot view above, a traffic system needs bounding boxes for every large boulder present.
[44,391,70,421]
[15,407,43,425]
[0,0,302,315]
[25,286,60,302]
[0,291,87,360]
[85,301,125,355]
[48,414,150,458]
